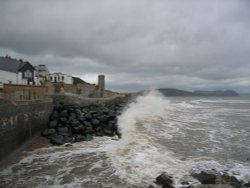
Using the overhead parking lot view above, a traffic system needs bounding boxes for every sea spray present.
[107,91,191,186]
[117,90,169,147]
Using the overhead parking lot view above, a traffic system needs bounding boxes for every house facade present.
[0,57,36,88]
[47,72,73,84]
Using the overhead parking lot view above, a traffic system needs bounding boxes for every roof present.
[0,57,31,73]
[48,72,70,76]
[72,77,87,84]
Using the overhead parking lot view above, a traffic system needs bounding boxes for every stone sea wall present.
[0,99,53,161]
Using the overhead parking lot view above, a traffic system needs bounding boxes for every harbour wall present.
[0,99,53,161]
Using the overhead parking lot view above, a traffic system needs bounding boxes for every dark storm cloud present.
[0,0,250,92]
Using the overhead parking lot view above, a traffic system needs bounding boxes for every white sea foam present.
[107,91,250,187]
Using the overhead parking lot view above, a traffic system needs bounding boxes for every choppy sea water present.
[1,91,250,188]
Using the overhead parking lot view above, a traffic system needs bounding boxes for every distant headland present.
[140,88,240,97]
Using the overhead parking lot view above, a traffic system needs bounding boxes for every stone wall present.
[0,99,53,161]
[78,83,96,97]
[52,82,77,93]
[3,84,49,101]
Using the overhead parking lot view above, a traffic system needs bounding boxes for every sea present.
[0,91,250,188]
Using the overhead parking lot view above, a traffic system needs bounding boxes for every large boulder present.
[72,125,85,134]
[49,120,58,128]
[68,112,77,120]
[244,182,250,187]
[193,171,216,184]
[51,135,64,145]
[91,119,100,126]
[190,184,234,188]
[50,111,59,120]
[156,172,174,188]
[103,129,114,136]
[75,135,86,142]
[218,174,243,188]
[42,128,56,136]
[60,110,68,118]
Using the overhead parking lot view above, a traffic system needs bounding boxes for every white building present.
[47,72,73,84]
[0,56,36,88]
[34,64,49,85]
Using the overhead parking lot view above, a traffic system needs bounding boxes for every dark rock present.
[244,182,250,187]
[95,126,102,132]
[57,123,63,127]
[85,134,93,141]
[60,110,68,118]
[190,185,234,188]
[71,119,80,127]
[117,131,122,138]
[48,129,56,135]
[83,121,91,127]
[49,120,58,128]
[91,113,98,118]
[60,117,67,122]
[148,185,154,188]
[64,143,73,147]
[95,131,104,136]
[78,116,85,122]
[156,173,174,186]
[42,129,56,136]
[220,174,242,188]
[75,109,82,115]
[75,135,86,142]
[98,115,108,122]
[85,113,92,120]
[91,119,100,126]
[72,125,84,134]
[51,135,64,145]
[162,184,175,188]
[58,127,68,132]
[181,181,189,185]
[85,126,94,134]
[63,136,73,143]
[50,111,58,120]
[193,171,216,184]
[108,115,116,120]
[108,120,116,125]
[69,112,77,120]
[103,129,114,136]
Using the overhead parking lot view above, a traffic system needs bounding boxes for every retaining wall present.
[0,99,53,161]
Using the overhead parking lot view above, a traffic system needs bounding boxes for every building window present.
[62,76,64,81]
[24,70,32,78]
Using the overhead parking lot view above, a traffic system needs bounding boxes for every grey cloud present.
[0,0,250,92]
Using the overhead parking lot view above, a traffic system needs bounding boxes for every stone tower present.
[97,75,105,97]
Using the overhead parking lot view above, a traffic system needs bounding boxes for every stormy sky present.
[0,0,250,93]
